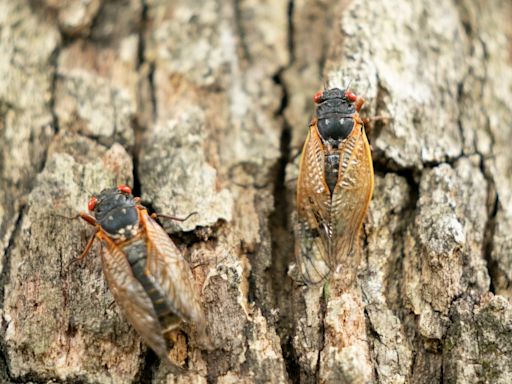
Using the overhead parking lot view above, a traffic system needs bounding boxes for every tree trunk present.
[1,0,511,383]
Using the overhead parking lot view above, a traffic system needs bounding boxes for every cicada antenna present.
[152,211,198,222]
[53,212,80,221]
[344,78,353,92]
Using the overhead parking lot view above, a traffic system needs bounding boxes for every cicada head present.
[313,87,358,145]
[88,185,139,239]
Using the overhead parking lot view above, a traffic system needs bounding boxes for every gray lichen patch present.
[243,308,287,383]
[139,103,234,231]
[291,284,324,381]
[479,2,512,298]
[492,212,512,296]
[363,174,413,384]
[332,0,466,170]
[55,70,136,149]
[444,294,512,384]
[0,0,61,281]
[139,1,284,235]
[55,34,141,151]
[146,1,232,87]
[403,158,488,340]
[320,289,373,384]
[200,245,252,375]
[42,0,103,36]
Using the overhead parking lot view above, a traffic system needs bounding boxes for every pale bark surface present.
[0,0,511,383]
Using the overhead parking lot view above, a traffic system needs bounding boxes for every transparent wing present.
[140,210,206,328]
[99,234,177,367]
[330,124,374,278]
[295,126,333,284]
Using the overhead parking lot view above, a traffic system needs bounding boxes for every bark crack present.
[479,155,498,294]
[372,162,420,211]
[133,2,157,382]
[0,12,63,382]
[133,0,150,199]
[0,206,26,382]
[315,294,327,383]
[266,1,300,382]
[233,0,250,62]
[49,45,61,136]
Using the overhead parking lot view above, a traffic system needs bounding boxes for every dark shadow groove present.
[287,0,296,62]
[132,0,150,199]
[314,292,327,384]
[372,161,420,211]
[138,349,158,384]
[480,155,499,294]
[266,1,301,382]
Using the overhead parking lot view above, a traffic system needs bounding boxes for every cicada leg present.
[79,212,97,226]
[78,233,96,260]
[67,232,97,269]
[67,212,99,267]
[362,115,391,137]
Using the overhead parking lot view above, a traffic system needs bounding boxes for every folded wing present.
[296,126,334,284]
[141,210,206,328]
[331,124,374,281]
[100,235,179,368]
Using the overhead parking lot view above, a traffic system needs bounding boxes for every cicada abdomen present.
[295,88,374,285]
[79,185,205,370]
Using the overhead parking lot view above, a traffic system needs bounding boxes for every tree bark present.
[0,0,511,383]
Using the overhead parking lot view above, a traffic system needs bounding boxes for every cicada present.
[295,88,374,284]
[79,185,206,369]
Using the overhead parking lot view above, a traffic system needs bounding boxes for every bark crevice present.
[0,207,26,382]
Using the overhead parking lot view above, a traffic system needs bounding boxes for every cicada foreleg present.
[79,212,97,226]
[362,115,392,138]
[54,211,98,267]
[354,96,365,112]
[77,232,97,260]
[67,212,99,266]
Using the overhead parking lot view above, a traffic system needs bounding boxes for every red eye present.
[313,91,323,103]
[88,196,97,211]
[117,185,132,194]
[345,90,357,102]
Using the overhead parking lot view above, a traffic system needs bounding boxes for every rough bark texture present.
[0,0,511,383]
